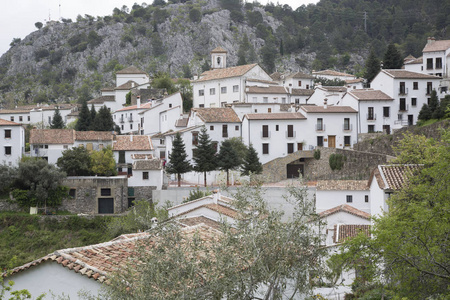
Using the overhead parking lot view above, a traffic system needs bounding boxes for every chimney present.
[427,37,436,45]
[137,96,141,108]
[130,135,133,142]
[131,82,135,88]
[212,189,219,204]
[324,98,328,109]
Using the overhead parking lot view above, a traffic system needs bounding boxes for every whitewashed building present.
[112,135,154,176]
[313,69,356,81]
[421,37,450,93]
[0,119,25,166]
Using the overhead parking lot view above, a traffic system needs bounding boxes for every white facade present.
[0,120,24,166]
[307,86,348,106]
[316,190,370,214]
[129,169,163,190]
[141,93,183,135]
[320,210,371,246]
[32,143,69,165]
[116,70,149,87]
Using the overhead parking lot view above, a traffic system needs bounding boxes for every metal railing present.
[315,124,325,131]
[343,124,353,131]
[366,113,377,121]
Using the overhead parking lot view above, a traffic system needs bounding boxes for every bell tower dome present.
[211,47,227,69]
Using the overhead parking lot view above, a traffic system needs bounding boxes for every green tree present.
[166,133,191,187]
[91,106,115,131]
[90,104,97,124]
[34,22,43,30]
[90,146,117,176]
[217,139,241,186]
[383,44,403,69]
[192,127,217,187]
[418,103,432,121]
[188,8,202,23]
[152,73,177,94]
[177,78,193,112]
[0,164,17,195]
[364,49,380,83]
[50,108,65,129]
[57,147,93,176]
[75,100,91,131]
[241,144,262,176]
[260,38,277,73]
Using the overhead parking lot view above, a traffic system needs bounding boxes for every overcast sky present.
[0,0,319,56]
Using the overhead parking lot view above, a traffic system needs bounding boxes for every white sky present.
[0,0,318,56]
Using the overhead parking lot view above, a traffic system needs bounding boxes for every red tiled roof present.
[246,86,287,94]
[345,78,364,84]
[381,70,441,79]
[245,112,306,120]
[30,129,75,144]
[113,135,153,151]
[192,108,241,123]
[115,81,138,90]
[115,66,147,74]
[291,88,314,96]
[176,203,240,219]
[422,40,450,52]
[287,72,315,79]
[195,64,258,82]
[319,204,370,220]
[0,109,30,114]
[175,117,189,127]
[313,70,354,77]
[270,72,283,81]
[132,159,163,170]
[300,105,357,113]
[177,216,223,231]
[316,180,369,191]
[0,119,22,126]
[211,46,227,53]
[87,96,115,104]
[131,154,153,160]
[379,164,422,190]
[75,131,114,141]
[115,102,151,112]
[334,224,371,243]
[318,86,348,93]
[348,89,394,101]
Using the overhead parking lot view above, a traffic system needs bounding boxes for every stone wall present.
[0,195,20,212]
[132,186,157,202]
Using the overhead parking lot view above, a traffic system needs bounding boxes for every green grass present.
[416,119,439,127]
[0,213,115,270]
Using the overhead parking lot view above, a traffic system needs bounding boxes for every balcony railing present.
[286,131,296,138]
[343,124,353,131]
[366,113,377,121]
[398,87,408,95]
[394,119,409,126]
[315,124,325,131]
[119,117,125,123]
[399,104,409,112]
[128,116,133,122]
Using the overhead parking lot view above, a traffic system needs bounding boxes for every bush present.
[329,153,345,170]
[314,149,321,160]
[183,187,212,203]
[189,8,202,23]
[34,48,50,61]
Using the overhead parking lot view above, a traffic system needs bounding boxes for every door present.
[98,198,114,214]
[408,115,413,126]
[328,136,336,148]
[297,143,303,151]
[287,164,304,178]
[383,125,391,135]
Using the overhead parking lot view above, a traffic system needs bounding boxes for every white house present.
[0,104,77,127]
[114,101,151,134]
[345,78,365,90]
[421,37,450,93]
[245,85,289,104]
[339,89,395,134]
[129,158,164,190]
[112,135,154,176]
[403,56,423,73]
[315,180,370,214]
[73,131,114,151]
[29,129,75,164]
[115,65,150,87]
[283,72,315,89]
[370,69,441,128]
[307,85,348,106]
[0,119,25,166]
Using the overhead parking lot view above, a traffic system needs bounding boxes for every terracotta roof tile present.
[0,109,30,114]
[319,204,370,220]
[270,72,283,81]
[87,96,115,104]
[131,154,153,160]
[195,64,258,82]
[246,86,287,94]
[300,105,357,113]
[175,117,189,127]
[345,78,364,84]
[381,69,441,79]
[101,86,115,92]
[291,88,314,96]
[0,119,22,126]
[313,70,354,77]
[115,102,151,112]
[211,46,227,53]
[334,224,371,243]
[245,112,306,120]
[177,216,223,230]
[30,129,75,144]
[348,89,394,101]
[316,180,369,191]
[404,56,423,65]
[286,72,315,79]
[422,40,450,52]
[379,164,422,190]
[318,86,348,93]
[115,81,138,91]
[113,135,153,151]
[115,66,147,74]
[246,78,278,84]
[75,131,114,141]
[192,108,241,123]
[132,159,163,170]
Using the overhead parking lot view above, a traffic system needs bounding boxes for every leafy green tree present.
[0,164,17,195]
[261,38,277,73]
[364,49,380,83]
[90,146,117,176]
[50,108,65,129]
[217,139,241,186]
[91,106,115,131]
[90,104,97,123]
[433,95,450,120]
[34,22,43,30]
[57,147,93,176]
[125,91,132,106]
[75,100,91,131]
[177,78,193,112]
[418,103,432,121]
[241,144,262,176]
[188,8,202,23]
[227,137,248,165]
[193,127,217,187]
[152,73,177,94]
[383,44,403,69]
[166,133,191,187]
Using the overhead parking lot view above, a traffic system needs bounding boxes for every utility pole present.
[363,11,368,33]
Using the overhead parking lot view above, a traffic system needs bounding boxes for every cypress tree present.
[193,127,217,187]
[90,104,97,127]
[50,107,65,129]
[364,49,381,83]
[166,133,192,187]
[217,139,241,186]
[383,44,403,69]
[418,104,432,121]
[241,144,263,176]
[91,106,115,131]
[75,100,91,131]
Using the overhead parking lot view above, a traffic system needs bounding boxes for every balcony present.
[286,131,296,138]
[315,124,325,131]
[119,117,125,123]
[366,113,377,121]
[399,104,409,112]
[128,116,133,122]
[343,124,353,131]
[398,87,408,95]
[394,119,409,126]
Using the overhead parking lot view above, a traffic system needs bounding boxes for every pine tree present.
[193,127,217,187]
[217,139,241,186]
[364,49,380,83]
[241,144,262,176]
[50,107,65,129]
[166,133,191,187]
[91,106,115,131]
[418,104,432,121]
[383,44,403,69]
[90,104,97,127]
[75,100,91,131]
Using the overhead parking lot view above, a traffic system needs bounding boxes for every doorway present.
[328,136,336,148]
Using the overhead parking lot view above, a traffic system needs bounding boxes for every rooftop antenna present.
[59,0,61,20]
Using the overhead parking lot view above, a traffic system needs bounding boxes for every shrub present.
[189,8,202,23]
[34,48,50,61]
[314,149,321,160]
[184,187,212,203]
[329,153,345,170]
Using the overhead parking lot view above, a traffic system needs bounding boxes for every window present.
[436,57,442,69]
[383,107,390,118]
[222,125,228,138]
[346,195,353,203]
[427,82,432,94]
[4,146,11,155]
[365,195,369,203]
[4,129,11,139]
[235,125,239,131]
[169,104,172,108]
[295,98,300,104]
[27,116,30,121]
[221,86,227,94]
[413,82,418,90]
[100,188,111,196]
[10,116,14,122]
[368,125,375,133]
[262,125,269,138]
[262,143,269,154]
[268,108,272,113]
[19,116,23,122]
[210,88,215,95]
[316,118,324,131]
[317,136,323,147]
[199,104,204,108]
[344,136,351,147]
[160,139,165,145]
[281,97,286,103]
[130,124,133,130]
[344,118,350,130]
[426,58,433,69]
[210,125,214,130]
[192,132,199,145]
[119,151,125,164]
[276,125,279,131]
[48,117,51,124]
[233,85,239,92]
[263,97,268,103]
[368,107,374,120]
[287,125,294,137]
[121,125,124,130]
[63,145,68,149]
[399,82,406,94]
[287,143,294,154]
[399,98,407,111]
[199,89,204,96]
[69,189,76,198]
[298,80,302,86]
[411,98,417,106]
[143,172,149,180]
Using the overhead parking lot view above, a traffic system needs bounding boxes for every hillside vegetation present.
[0,0,448,107]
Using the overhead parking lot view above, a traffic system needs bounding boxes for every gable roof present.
[334,224,371,243]
[246,86,287,94]
[319,204,370,220]
[313,70,354,77]
[0,119,22,126]
[404,56,423,65]
[300,105,357,113]
[75,131,114,141]
[286,72,315,79]
[175,117,189,127]
[381,69,441,79]
[422,40,450,52]
[192,108,241,123]
[347,89,394,101]
[270,72,283,81]
[30,129,75,144]
[291,88,314,96]
[316,180,369,191]
[87,96,115,105]
[132,159,163,170]
[113,135,153,151]
[211,46,227,53]
[195,64,258,82]
[115,66,147,75]
[115,81,139,90]
[245,112,306,120]
[317,86,347,93]
[115,102,152,112]
[369,164,423,190]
